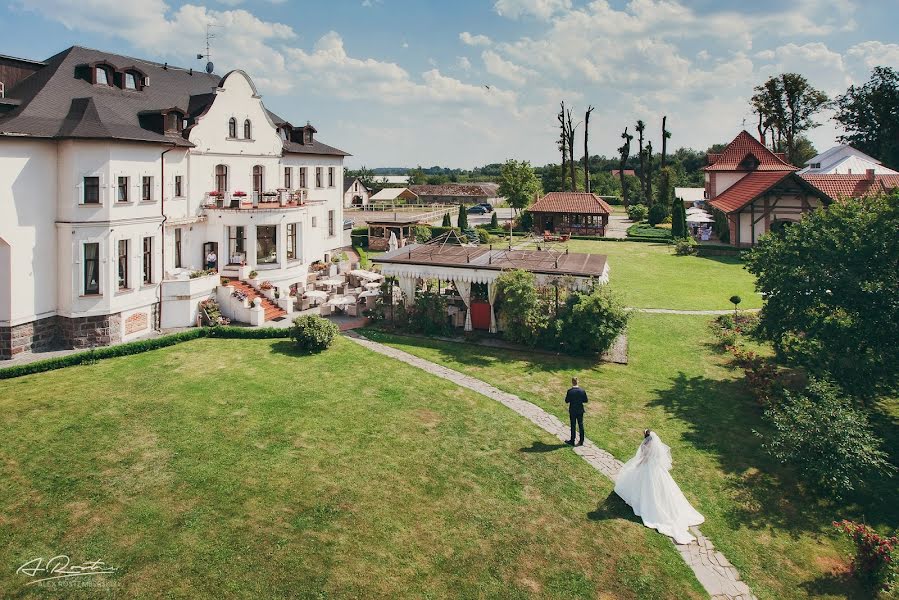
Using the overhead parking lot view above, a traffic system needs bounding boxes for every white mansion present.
[0,46,349,358]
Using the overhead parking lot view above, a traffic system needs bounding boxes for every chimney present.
[866,168,875,182]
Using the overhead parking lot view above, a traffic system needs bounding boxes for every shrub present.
[757,378,895,498]
[627,223,672,240]
[290,315,339,353]
[414,225,432,243]
[351,226,369,248]
[495,269,547,346]
[674,238,697,255]
[648,203,669,226]
[730,346,781,404]
[249,270,258,279]
[189,268,217,279]
[557,286,629,355]
[442,212,451,227]
[833,520,898,594]
[626,203,648,221]
[475,227,494,244]
[408,291,451,336]
[490,211,499,228]
[517,210,534,231]
[457,203,469,229]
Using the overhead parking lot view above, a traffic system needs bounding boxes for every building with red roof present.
[529,192,612,237]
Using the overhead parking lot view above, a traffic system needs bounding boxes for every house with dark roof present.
[528,192,612,237]
[344,176,371,207]
[0,45,351,358]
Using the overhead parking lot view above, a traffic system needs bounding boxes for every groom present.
[564,377,588,447]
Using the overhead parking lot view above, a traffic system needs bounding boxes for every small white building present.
[0,46,350,358]
[343,176,371,207]
[798,144,898,175]
[369,187,419,203]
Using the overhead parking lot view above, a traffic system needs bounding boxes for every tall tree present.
[750,73,829,165]
[583,105,594,193]
[565,108,577,191]
[557,103,568,191]
[661,116,671,169]
[617,127,633,208]
[644,141,654,205]
[635,120,646,201]
[457,203,468,229]
[498,159,541,216]
[835,66,899,170]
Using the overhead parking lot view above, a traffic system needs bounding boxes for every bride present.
[614,430,704,544]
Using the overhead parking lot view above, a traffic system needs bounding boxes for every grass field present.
[560,240,762,310]
[0,337,704,599]
[365,314,899,600]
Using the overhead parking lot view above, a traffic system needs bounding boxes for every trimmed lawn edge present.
[0,326,291,380]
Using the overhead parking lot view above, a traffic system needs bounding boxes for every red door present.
[470,301,491,331]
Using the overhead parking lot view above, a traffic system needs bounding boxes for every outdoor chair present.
[346,304,357,317]
[320,304,333,316]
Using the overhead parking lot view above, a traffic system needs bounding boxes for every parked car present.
[343,218,354,230]
[478,202,494,212]
[467,205,488,214]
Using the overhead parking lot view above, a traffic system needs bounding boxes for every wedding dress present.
[613,431,704,544]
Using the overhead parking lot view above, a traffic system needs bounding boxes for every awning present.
[349,269,383,281]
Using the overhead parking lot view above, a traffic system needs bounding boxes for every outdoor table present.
[317,278,344,288]
[364,282,381,290]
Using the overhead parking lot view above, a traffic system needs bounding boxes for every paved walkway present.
[630,308,761,315]
[345,331,756,600]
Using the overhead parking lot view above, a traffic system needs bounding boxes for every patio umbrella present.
[687,214,715,223]
[349,269,383,281]
[303,290,328,299]
[327,296,356,307]
[388,231,398,251]
[358,290,381,298]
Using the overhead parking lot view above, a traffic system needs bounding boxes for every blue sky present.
[3,0,898,168]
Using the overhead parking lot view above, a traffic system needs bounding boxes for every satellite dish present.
[206,61,214,74]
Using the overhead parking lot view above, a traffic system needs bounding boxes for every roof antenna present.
[197,23,220,74]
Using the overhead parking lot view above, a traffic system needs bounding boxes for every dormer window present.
[303,128,312,145]
[740,153,760,171]
[124,72,138,90]
[244,119,252,140]
[166,111,183,133]
[228,117,237,139]
[95,67,110,86]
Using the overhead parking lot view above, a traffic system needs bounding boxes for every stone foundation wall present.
[58,313,122,349]
[0,316,61,359]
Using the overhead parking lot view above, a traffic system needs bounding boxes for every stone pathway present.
[345,331,756,600]
[630,308,761,315]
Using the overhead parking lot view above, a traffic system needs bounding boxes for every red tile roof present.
[705,130,797,172]
[708,172,795,213]
[801,174,899,200]
[530,192,612,215]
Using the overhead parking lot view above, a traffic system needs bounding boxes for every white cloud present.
[494,0,571,20]
[459,31,492,47]
[456,56,472,71]
[481,50,536,86]
[846,41,899,70]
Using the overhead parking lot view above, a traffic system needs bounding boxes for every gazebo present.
[529,192,612,237]
[372,236,609,333]
[365,215,424,251]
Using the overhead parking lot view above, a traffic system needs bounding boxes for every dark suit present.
[565,386,588,444]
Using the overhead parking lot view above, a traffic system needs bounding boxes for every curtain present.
[487,281,498,334]
[456,279,472,332]
[398,276,417,307]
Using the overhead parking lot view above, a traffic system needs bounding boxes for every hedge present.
[0,327,291,380]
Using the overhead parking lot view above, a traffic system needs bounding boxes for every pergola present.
[365,215,423,251]
[529,192,613,237]
[372,236,609,333]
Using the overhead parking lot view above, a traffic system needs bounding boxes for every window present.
[124,72,137,90]
[299,167,307,188]
[95,67,109,86]
[174,175,183,197]
[174,228,183,269]
[252,165,264,194]
[811,162,821,169]
[328,210,335,237]
[256,226,277,264]
[228,117,237,139]
[312,216,317,228]
[84,243,100,295]
[142,237,153,284]
[354,181,358,191]
[141,176,152,202]
[215,164,228,193]
[117,176,129,202]
[286,223,297,260]
[228,226,245,261]
[117,239,129,290]
[244,119,252,139]
[328,167,335,187]
[167,112,182,132]
[83,177,100,204]
[284,167,292,189]
[315,167,323,188]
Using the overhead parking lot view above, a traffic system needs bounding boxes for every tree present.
[617,127,633,207]
[557,103,568,191]
[456,203,468,229]
[835,66,899,170]
[644,140,654,204]
[490,211,499,228]
[791,136,818,167]
[407,166,426,185]
[750,73,829,165]
[635,120,647,201]
[498,159,541,215]
[442,212,451,227]
[670,195,687,239]
[583,105,594,193]
[745,193,899,399]
[557,286,630,355]
[758,378,894,499]
[495,270,547,347]
[565,107,577,191]
[661,116,671,169]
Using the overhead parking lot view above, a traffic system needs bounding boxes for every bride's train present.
[614,431,704,545]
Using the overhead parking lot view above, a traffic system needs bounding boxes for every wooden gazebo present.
[365,215,423,251]
[529,192,612,237]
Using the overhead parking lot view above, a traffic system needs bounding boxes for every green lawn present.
[0,337,703,599]
[365,315,899,600]
[563,240,762,310]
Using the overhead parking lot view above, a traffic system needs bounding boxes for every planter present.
[248,278,260,289]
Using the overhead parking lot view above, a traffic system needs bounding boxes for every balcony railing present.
[204,189,309,210]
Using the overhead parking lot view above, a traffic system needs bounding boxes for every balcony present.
[203,189,311,211]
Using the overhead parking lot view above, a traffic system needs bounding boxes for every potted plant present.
[233,190,247,198]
